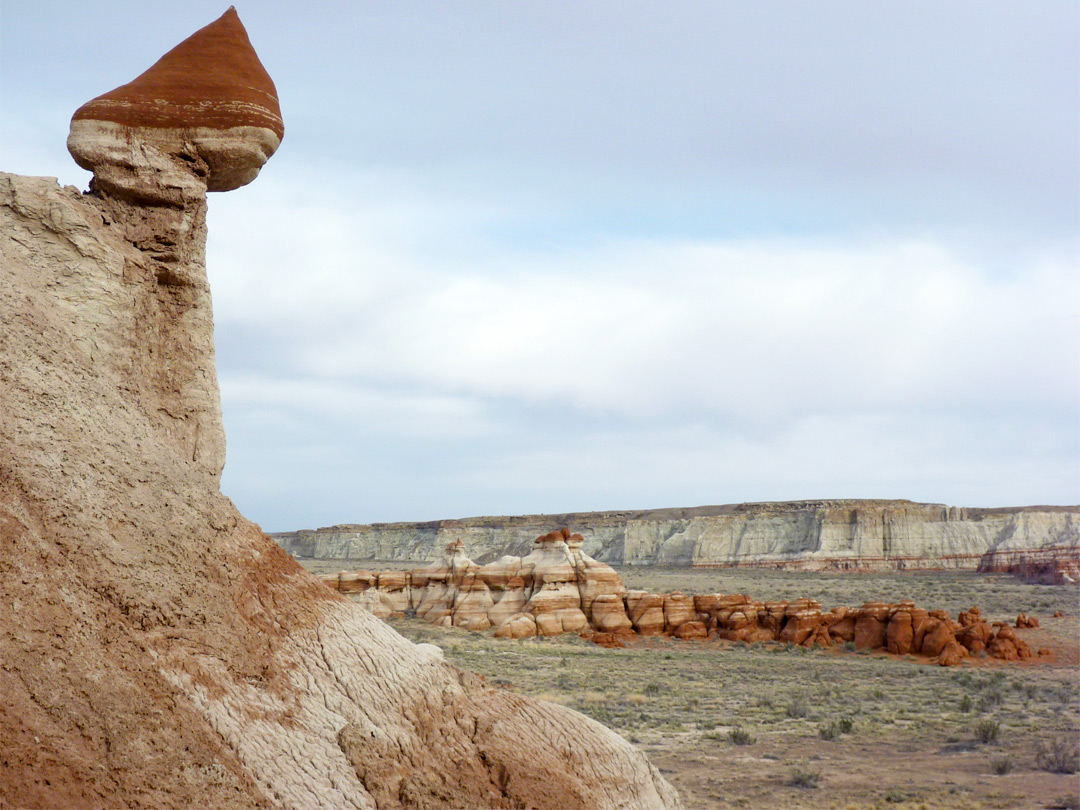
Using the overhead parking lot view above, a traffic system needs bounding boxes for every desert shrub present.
[958,694,973,713]
[837,716,855,734]
[974,719,1000,744]
[1036,737,1080,774]
[643,682,662,696]
[843,641,856,652]
[977,690,1005,712]
[786,697,809,718]
[989,755,1013,775]
[729,726,756,745]
[817,721,837,741]
[884,787,907,803]
[788,768,821,789]
[757,695,774,710]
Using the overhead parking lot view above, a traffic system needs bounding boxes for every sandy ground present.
[296,559,1080,810]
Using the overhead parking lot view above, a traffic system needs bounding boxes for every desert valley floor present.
[301,561,1080,810]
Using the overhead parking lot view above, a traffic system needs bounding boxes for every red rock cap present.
[72,7,282,137]
[69,7,283,192]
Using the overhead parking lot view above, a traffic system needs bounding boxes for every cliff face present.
[2,119,678,810]
[274,501,1080,577]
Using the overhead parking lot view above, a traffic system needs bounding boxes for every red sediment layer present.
[72,7,283,138]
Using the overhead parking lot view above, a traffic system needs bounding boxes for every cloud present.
[206,168,1078,527]
[209,172,1078,426]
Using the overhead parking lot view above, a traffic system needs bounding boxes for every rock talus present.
[0,9,679,809]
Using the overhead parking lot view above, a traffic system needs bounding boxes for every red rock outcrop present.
[1016,612,1040,628]
[328,552,1047,668]
[0,10,682,809]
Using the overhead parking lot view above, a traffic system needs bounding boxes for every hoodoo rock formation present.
[275,502,1080,583]
[68,6,283,196]
[323,534,1048,666]
[0,10,679,810]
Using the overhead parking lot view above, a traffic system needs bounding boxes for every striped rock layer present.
[68,6,282,195]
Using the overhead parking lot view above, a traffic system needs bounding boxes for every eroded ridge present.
[323,530,1051,666]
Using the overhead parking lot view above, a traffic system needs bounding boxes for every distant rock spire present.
[68,6,283,195]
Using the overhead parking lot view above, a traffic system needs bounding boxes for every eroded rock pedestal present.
[0,9,680,810]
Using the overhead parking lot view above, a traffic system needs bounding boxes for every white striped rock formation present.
[325,539,1050,665]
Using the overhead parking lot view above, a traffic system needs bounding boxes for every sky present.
[2,2,1078,531]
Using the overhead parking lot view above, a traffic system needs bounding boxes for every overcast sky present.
[3,2,1078,531]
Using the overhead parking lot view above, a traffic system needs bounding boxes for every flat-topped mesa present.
[67,7,282,279]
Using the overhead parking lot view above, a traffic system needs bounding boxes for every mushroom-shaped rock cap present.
[68,6,282,193]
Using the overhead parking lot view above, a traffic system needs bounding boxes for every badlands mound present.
[0,9,678,809]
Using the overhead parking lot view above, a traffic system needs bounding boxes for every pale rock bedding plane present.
[0,7,680,809]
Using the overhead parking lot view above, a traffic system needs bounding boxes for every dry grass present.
[300,559,1080,809]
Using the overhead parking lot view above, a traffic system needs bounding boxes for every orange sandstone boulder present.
[529,582,589,636]
[910,607,932,653]
[959,621,994,656]
[493,613,538,639]
[936,639,969,666]
[886,610,914,655]
[663,592,697,633]
[958,606,982,628]
[779,600,823,647]
[854,602,891,649]
[921,619,956,658]
[759,601,788,636]
[626,591,667,636]
[824,607,857,643]
[590,594,634,634]
[673,621,709,640]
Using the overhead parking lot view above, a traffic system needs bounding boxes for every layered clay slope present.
[0,11,678,810]
[274,501,1080,580]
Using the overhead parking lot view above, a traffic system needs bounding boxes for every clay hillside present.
[0,9,679,810]
[273,500,1080,581]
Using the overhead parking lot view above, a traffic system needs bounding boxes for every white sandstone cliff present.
[274,501,1079,575]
